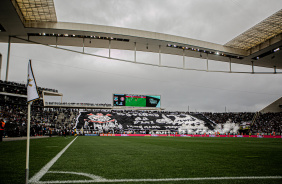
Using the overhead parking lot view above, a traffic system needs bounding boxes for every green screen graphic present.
[113,94,161,107]
[125,95,146,107]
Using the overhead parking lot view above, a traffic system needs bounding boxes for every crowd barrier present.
[98,134,282,138]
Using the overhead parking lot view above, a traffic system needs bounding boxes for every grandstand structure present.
[1,4,281,184]
[260,96,282,113]
[0,1,281,110]
[0,0,281,137]
[0,80,281,137]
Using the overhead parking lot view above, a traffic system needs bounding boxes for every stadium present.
[0,0,282,184]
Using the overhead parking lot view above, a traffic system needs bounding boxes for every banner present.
[27,60,39,103]
[75,110,205,132]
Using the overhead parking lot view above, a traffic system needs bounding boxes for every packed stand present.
[251,112,282,134]
[0,80,78,138]
[0,80,58,95]
[202,112,281,135]
[0,103,79,137]
[0,80,281,137]
[202,112,254,124]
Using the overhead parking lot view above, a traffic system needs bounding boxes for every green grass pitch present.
[1,136,282,184]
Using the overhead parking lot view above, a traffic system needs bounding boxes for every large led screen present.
[113,94,161,107]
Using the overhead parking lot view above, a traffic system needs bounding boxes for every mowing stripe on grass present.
[33,175,282,183]
[29,137,78,183]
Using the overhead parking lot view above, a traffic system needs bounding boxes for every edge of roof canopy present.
[1,0,281,69]
[224,9,282,50]
[25,21,248,56]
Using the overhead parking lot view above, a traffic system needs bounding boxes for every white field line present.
[32,175,282,184]
[48,171,105,180]
[29,137,282,183]
[29,137,78,183]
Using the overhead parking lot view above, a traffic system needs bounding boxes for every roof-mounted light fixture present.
[166,43,244,59]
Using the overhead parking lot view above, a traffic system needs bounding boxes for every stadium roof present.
[260,96,282,113]
[0,0,281,70]
[12,0,57,23]
[224,10,282,50]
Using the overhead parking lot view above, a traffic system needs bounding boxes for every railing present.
[251,111,260,126]
[45,102,112,107]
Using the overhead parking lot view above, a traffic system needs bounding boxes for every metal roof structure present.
[0,0,281,75]
[225,9,282,51]
[260,96,282,113]
[12,0,57,23]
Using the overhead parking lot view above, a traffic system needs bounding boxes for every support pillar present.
[5,36,11,81]
[83,37,85,53]
[206,53,209,71]
[109,40,111,58]
[134,42,136,62]
[229,57,232,73]
[183,49,185,69]
[159,45,161,66]
[56,36,58,47]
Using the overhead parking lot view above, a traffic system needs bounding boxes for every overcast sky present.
[0,0,281,112]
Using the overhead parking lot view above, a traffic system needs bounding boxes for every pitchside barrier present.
[97,134,282,138]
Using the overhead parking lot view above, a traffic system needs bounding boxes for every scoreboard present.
[113,94,161,108]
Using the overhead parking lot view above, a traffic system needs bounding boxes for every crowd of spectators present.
[0,92,43,107]
[1,102,281,136]
[0,80,58,95]
[0,80,281,137]
[201,112,282,135]
[251,112,282,134]
[202,112,254,124]
[0,80,78,137]
[1,103,79,137]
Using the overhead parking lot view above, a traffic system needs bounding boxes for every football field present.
[1,136,282,184]
[125,97,146,107]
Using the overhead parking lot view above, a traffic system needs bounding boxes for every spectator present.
[0,119,5,141]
